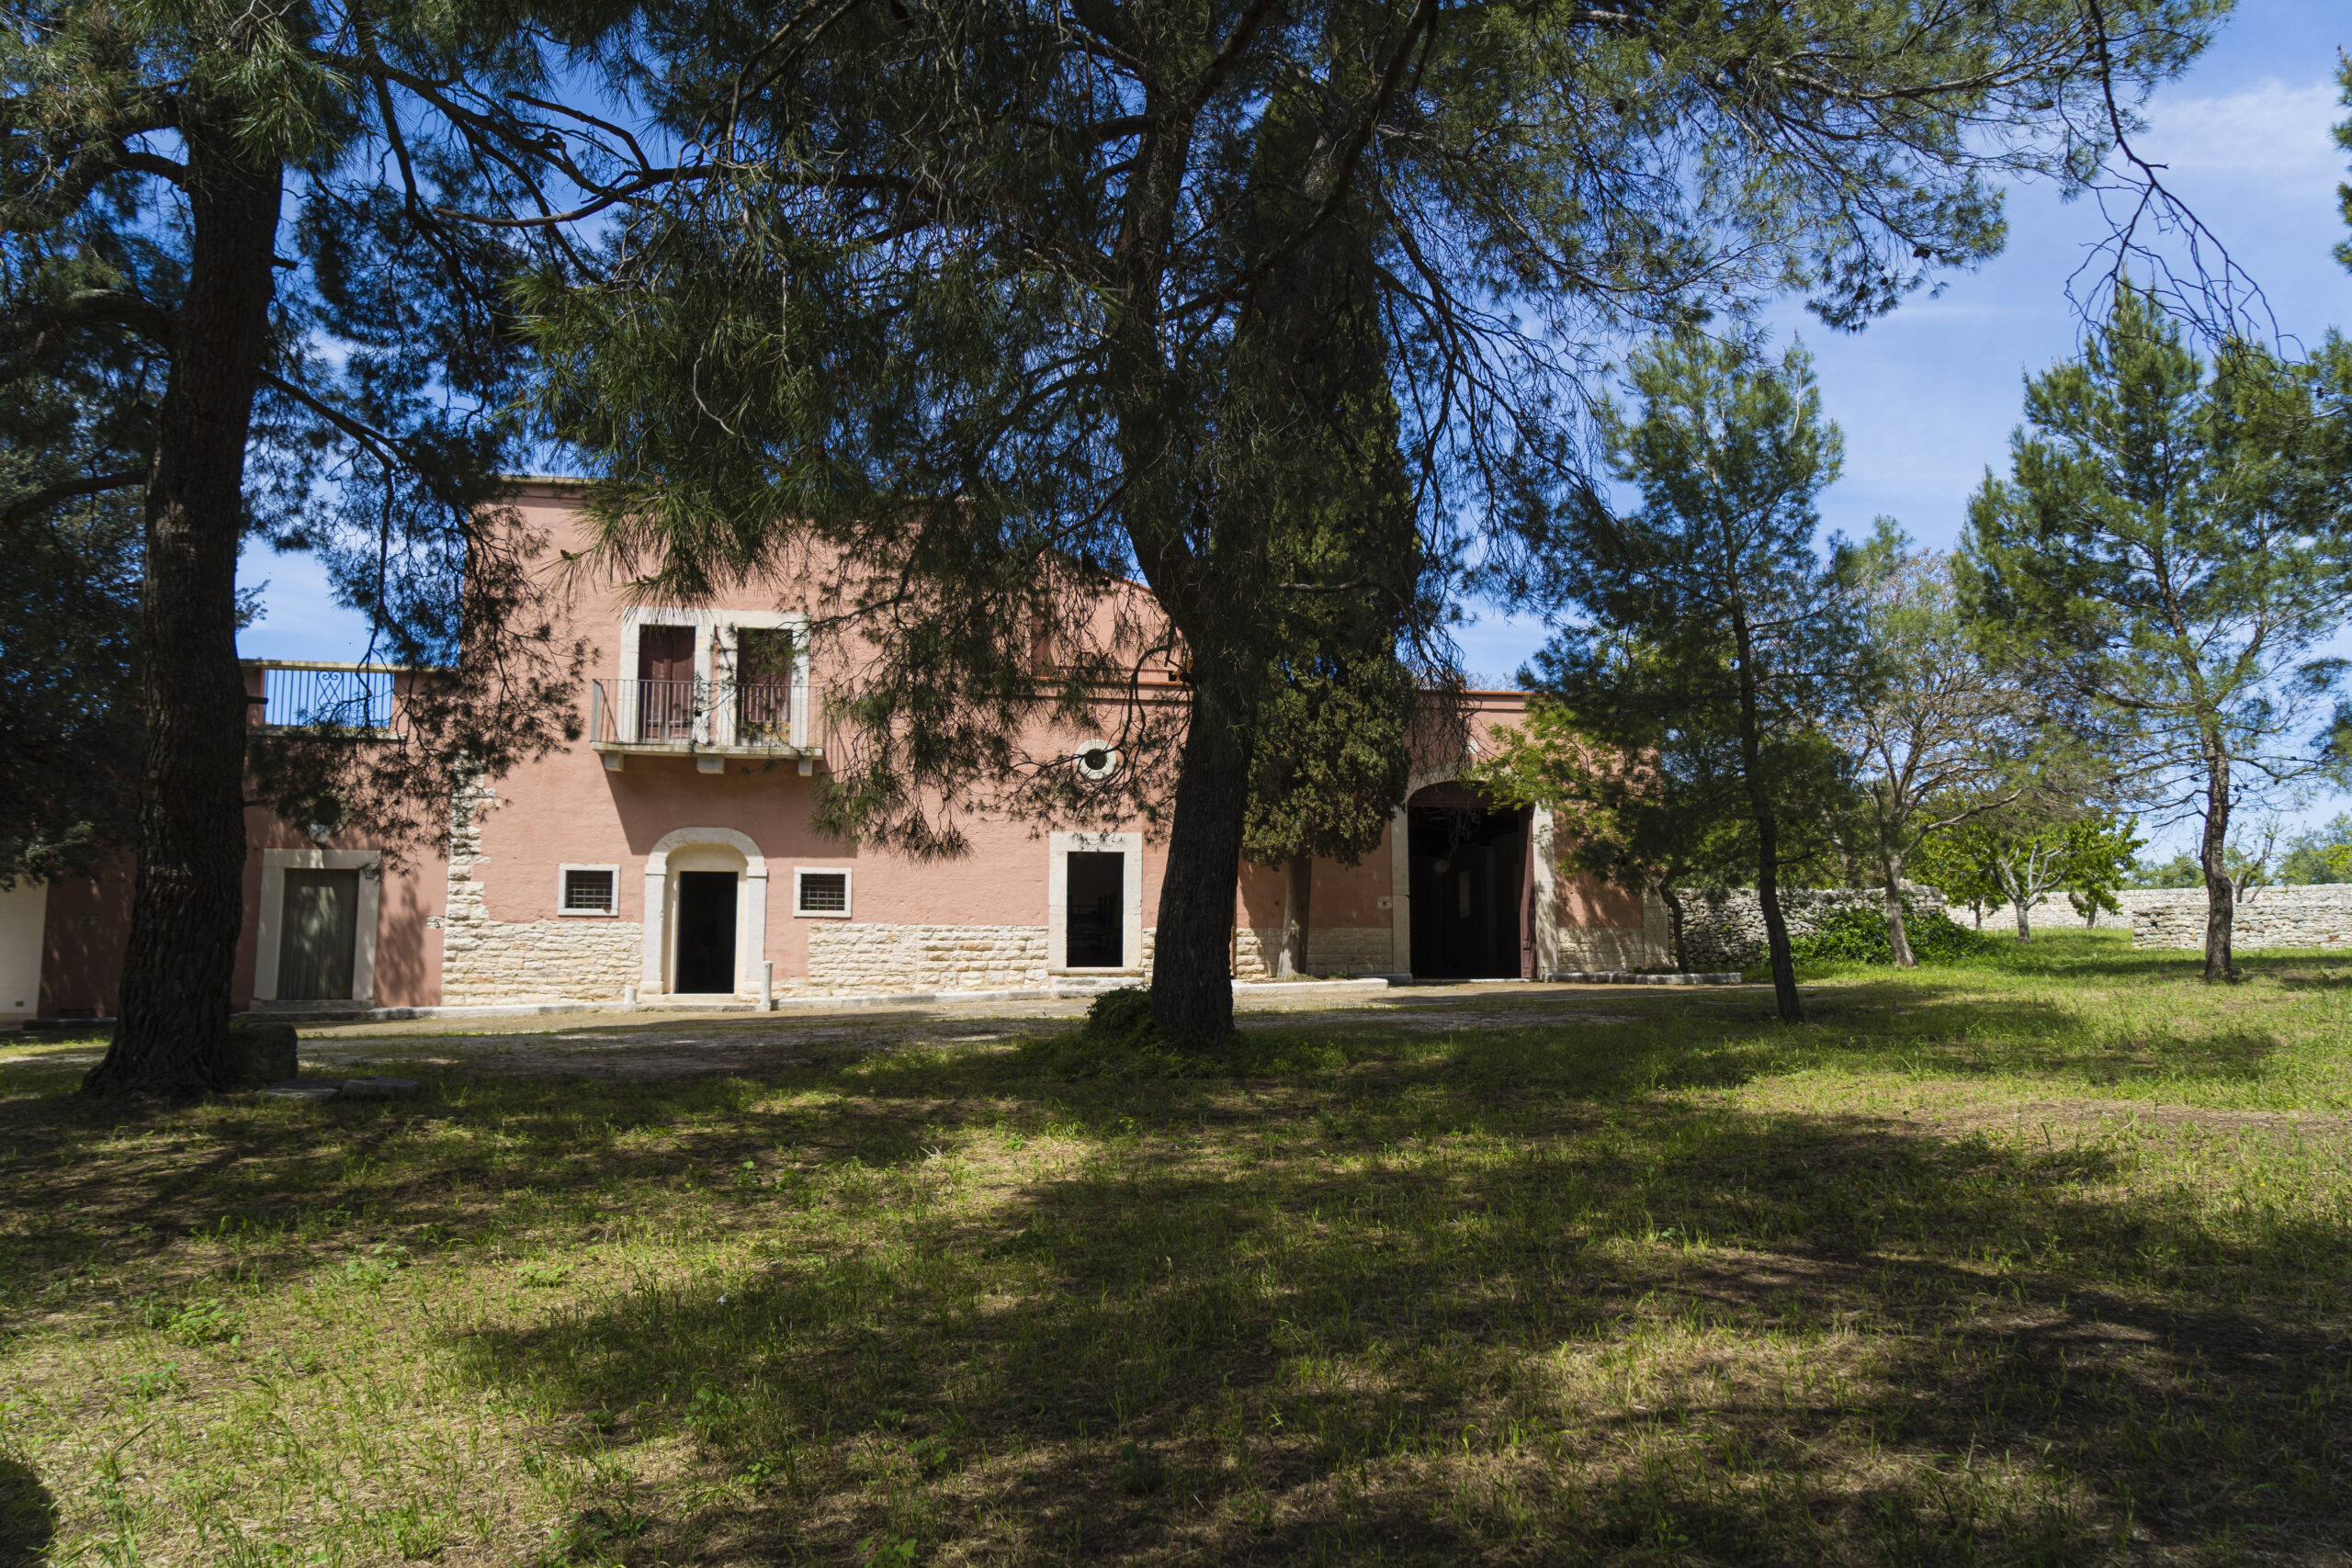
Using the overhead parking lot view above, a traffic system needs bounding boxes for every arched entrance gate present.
[1405,782,1535,979]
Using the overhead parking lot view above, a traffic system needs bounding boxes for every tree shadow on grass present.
[0,977,2293,1294]
[0,1455,55,1568]
[450,1082,2349,1567]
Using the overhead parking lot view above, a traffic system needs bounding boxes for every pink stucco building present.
[25,481,1664,1021]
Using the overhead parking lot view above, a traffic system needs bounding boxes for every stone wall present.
[1552,917,1670,974]
[802,923,1160,992]
[806,923,1049,991]
[440,781,642,1004]
[2127,885,2352,950]
[1676,887,1925,971]
[1232,925,1393,980]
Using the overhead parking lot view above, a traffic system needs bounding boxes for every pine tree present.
[1962,288,2352,981]
[1535,332,1858,1021]
[0,0,621,1095]
[1237,221,1426,983]
[526,0,2228,1042]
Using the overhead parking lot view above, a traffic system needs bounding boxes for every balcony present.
[244,660,405,733]
[589,677,821,771]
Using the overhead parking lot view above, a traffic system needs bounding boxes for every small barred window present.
[562,867,616,913]
[797,871,849,914]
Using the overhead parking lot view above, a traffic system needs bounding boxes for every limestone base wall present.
[807,922,1049,991]
[441,911,643,1004]
[803,923,1159,992]
[440,782,642,1005]
[1232,925,1393,980]
[1552,922,1668,973]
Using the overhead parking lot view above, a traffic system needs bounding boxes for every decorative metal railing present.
[251,661,401,730]
[590,677,805,750]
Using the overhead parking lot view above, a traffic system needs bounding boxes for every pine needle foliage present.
[526,0,2225,1041]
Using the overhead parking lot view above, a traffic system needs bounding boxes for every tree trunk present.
[1880,850,1916,968]
[2013,896,2032,942]
[1728,604,1802,1022]
[85,109,282,1100]
[1657,880,1688,973]
[1150,678,1255,1043]
[1274,856,1312,980]
[2199,741,2234,982]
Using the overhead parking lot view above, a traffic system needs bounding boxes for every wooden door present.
[637,625,695,740]
[277,870,359,1000]
[735,626,794,742]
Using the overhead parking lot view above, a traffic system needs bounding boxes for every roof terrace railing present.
[245,660,403,731]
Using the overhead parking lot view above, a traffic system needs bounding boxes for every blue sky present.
[1449,0,2352,850]
[239,0,2352,841]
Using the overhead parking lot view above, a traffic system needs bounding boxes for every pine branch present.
[0,468,146,525]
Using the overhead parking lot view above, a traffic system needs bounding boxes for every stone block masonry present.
[440,780,642,1004]
[806,924,1160,992]
[808,923,1049,991]
[1232,926,1393,980]
[1551,890,1671,975]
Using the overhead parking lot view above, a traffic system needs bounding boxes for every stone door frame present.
[640,827,769,996]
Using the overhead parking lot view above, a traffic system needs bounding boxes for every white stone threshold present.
[1546,970,1748,986]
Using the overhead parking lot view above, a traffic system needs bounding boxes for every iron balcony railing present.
[246,661,402,731]
[589,676,808,751]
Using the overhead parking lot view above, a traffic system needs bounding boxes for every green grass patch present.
[0,931,2346,1564]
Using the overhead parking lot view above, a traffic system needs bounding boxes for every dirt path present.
[0,982,1706,1077]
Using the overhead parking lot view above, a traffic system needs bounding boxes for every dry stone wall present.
[2126,886,2352,950]
[1676,887,1928,972]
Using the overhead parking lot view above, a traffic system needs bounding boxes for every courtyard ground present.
[0,930,2346,1565]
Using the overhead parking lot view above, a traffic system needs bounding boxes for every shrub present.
[1908,907,1998,961]
[1080,987,1159,1051]
[1788,904,1996,965]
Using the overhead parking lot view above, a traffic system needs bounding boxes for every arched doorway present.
[642,828,771,998]
[1407,783,1533,979]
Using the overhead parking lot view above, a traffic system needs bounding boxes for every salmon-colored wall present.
[1236,851,1391,930]
[481,483,1202,983]
[40,869,130,1017]
[1557,871,1643,929]
[471,486,1634,993]
[233,811,447,1010]
[38,808,449,1018]
[474,746,1169,981]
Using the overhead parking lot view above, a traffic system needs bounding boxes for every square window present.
[560,865,618,915]
[795,869,851,917]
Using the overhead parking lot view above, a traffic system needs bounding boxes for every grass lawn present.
[1,930,2347,1566]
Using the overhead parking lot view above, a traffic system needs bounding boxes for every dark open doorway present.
[1408,788,1532,979]
[674,870,738,994]
[1066,852,1125,967]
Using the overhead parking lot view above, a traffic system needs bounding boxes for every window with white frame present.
[794,868,851,917]
[560,864,619,915]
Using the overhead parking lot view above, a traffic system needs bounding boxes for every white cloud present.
[2140,77,2345,192]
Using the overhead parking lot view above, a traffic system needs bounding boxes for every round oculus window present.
[1073,741,1120,781]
